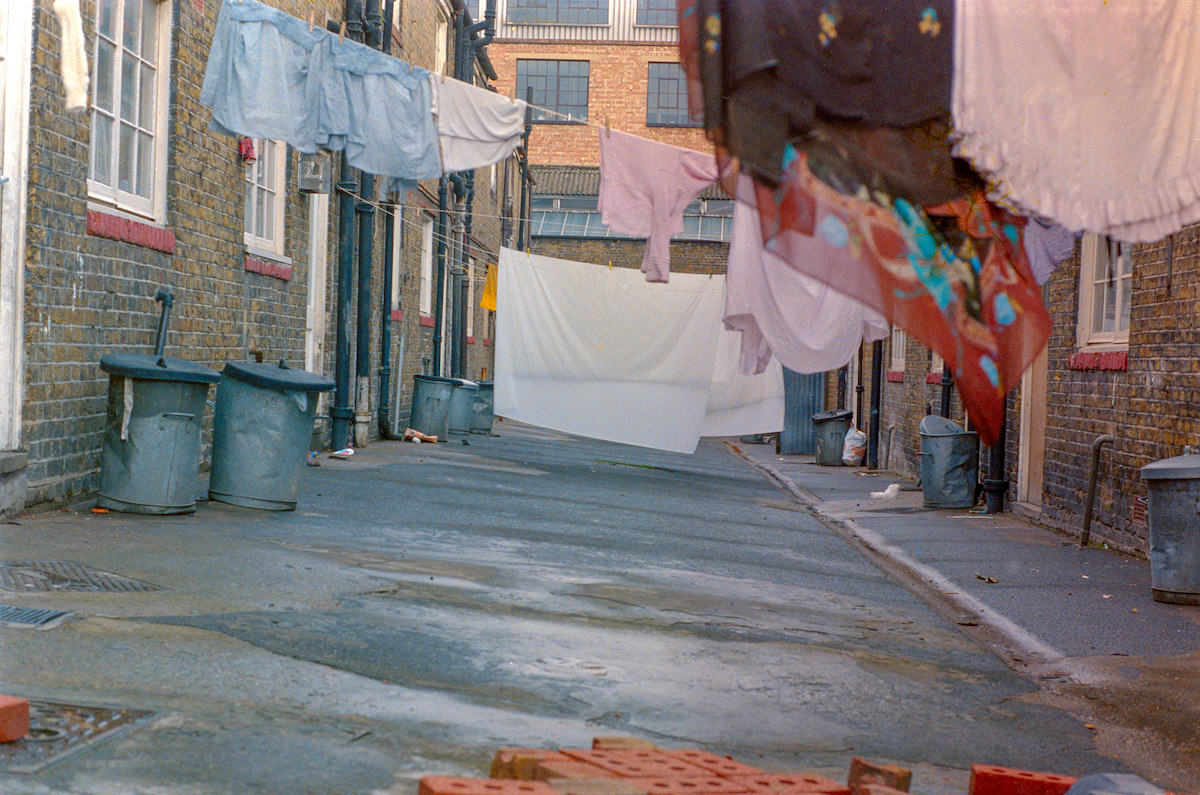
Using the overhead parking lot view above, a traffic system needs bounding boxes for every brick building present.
[0,0,509,514]
[481,0,732,272]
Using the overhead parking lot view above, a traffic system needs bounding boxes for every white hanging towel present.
[953,0,1200,242]
[494,248,782,454]
[431,74,527,173]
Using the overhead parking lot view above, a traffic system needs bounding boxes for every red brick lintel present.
[390,308,403,321]
[86,209,175,254]
[886,369,904,383]
[244,254,292,281]
[1069,350,1128,371]
[419,314,435,328]
[925,371,943,384]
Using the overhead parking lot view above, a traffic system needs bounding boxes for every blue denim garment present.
[201,0,441,182]
[200,0,327,152]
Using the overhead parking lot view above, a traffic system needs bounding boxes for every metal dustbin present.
[409,374,457,439]
[1141,454,1200,605]
[812,409,853,466]
[919,414,979,508]
[98,353,221,514]
[469,381,494,434]
[209,360,335,511]
[447,379,479,435]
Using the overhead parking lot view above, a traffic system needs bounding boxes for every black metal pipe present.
[432,177,448,375]
[332,152,356,450]
[344,0,364,39]
[381,0,394,54]
[363,0,381,47]
[854,344,864,428]
[867,339,883,468]
[379,203,395,437]
[355,172,375,441]
[517,87,533,248]
[1080,435,1116,548]
[984,398,1010,513]
[153,287,173,356]
[940,363,953,417]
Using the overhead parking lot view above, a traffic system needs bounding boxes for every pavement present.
[0,422,1195,793]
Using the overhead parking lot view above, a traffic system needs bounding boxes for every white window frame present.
[930,349,944,374]
[889,326,906,371]
[419,218,434,315]
[466,257,476,338]
[1077,233,1133,350]
[87,0,172,221]
[390,206,403,311]
[244,138,288,257]
[435,16,448,75]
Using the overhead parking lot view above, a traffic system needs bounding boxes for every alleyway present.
[0,423,1194,793]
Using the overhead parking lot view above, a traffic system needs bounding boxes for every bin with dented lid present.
[209,360,335,511]
[97,353,221,514]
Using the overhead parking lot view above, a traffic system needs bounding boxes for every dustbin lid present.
[222,360,335,393]
[920,414,969,436]
[100,352,220,384]
[1141,454,1200,481]
[453,379,479,390]
[813,409,853,422]
[414,374,459,385]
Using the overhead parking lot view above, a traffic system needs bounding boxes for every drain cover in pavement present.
[0,701,154,773]
[0,604,72,628]
[0,561,160,593]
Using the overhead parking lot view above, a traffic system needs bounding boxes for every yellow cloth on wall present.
[481,263,498,311]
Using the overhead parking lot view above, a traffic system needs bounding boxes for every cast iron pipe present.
[153,287,173,356]
[332,151,356,451]
[983,397,1010,513]
[378,202,395,437]
[432,177,449,375]
[355,170,375,446]
[940,363,953,417]
[1080,434,1116,548]
[854,344,865,428]
[867,339,883,468]
[517,87,533,248]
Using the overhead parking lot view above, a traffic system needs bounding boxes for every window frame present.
[889,326,906,371]
[87,0,172,221]
[390,206,404,312]
[243,138,289,257]
[508,0,609,25]
[419,217,434,315]
[646,62,697,128]
[635,0,677,26]
[1076,233,1133,350]
[516,59,590,124]
[466,257,476,339]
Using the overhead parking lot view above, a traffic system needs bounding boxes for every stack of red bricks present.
[416,738,1117,795]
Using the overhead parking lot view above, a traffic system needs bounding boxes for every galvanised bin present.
[98,353,221,514]
[209,361,334,511]
[447,379,479,435]
[1141,454,1200,605]
[409,374,456,439]
[812,409,853,466]
[919,414,979,508]
[469,381,494,434]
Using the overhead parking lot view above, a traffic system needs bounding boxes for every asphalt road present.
[0,423,1125,793]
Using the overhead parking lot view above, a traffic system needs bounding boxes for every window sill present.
[1069,350,1128,371]
[925,371,944,385]
[646,121,704,129]
[86,208,175,254]
[886,369,904,383]
[244,253,293,281]
[482,338,491,347]
[466,336,476,345]
[419,314,435,328]
[390,308,403,322]
[244,244,291,266]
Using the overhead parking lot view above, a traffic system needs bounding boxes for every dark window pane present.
[517,59,589,123]
[636,0,676,25]
[509,0,607,24]
[646,62,697,127]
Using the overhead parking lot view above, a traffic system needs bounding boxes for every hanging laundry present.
[201,0,440,186]
[1023,219,1077,286]
[53,0,89,111]
[480,263,498,312]
[953,0,1200,242]
[494,249,781,454]
[431,74,527,173]
[597,129,718,283]
[724,178,889,377]
[758,147,1049,444]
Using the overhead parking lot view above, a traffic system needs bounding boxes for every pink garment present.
[598,129,718,282]
[724,178,889,375]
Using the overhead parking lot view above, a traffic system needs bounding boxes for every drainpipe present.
[517,87,533,248]
[332,152,356,451]
[1080,434,1116,548]
[854,344,865,428]
[449,205,465,378]
[939,363,953,417]
[353,3,378,448]
[867,339,883,468]
[984,397,1010,513]
[459,173,476,377]
[378,202,395,437]
[432,177,448,375]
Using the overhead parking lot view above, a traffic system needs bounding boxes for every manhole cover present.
[0,604,72,628]
[0,561,160,593]
[0,701,154,773]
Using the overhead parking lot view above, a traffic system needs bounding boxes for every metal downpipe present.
[867,339,883,469]
[432,177,448,375]
[332,152,356,451]
[1080,435,1116,547]
[378,202,395,437]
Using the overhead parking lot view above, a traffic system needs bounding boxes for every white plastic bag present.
[842,427,867,466]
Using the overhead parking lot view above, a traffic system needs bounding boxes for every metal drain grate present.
[0,561,161,593]
[0,701,154,773]
[0,604,72,627]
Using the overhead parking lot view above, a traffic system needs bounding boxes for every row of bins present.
[409,374,494,439]
[97,354,333,515]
